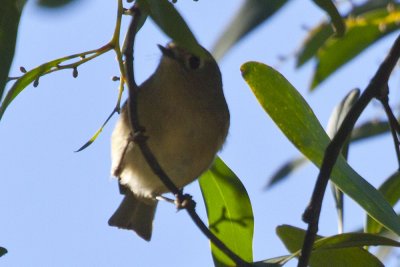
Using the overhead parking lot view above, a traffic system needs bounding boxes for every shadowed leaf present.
[139,0,206,58]
[0,0,26,101]
[0,247,7,257]
[212,0,289,60]
[266,157,308,189]
[312,0,345,36]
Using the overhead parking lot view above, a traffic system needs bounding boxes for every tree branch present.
[298,34,400,267]
[121,4,251,267]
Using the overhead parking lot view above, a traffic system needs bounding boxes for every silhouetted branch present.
[298,34,400,267]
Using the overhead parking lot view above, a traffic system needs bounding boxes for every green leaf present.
[265,156,308,189]
[75,108,117,152]
[0,47,98,121]
[312,0,345,37]
[296,0,398,68]
[366,171,400,234]
[326,89,360,234]
[350,119,390,142]
[0,247,7,257]
[0,0,26,101]
[311,8,400,89]
[211,0,289,60]
[277,225,385,267]
[199,157,254,267]
[241,62,400,237]
[296,23,333,67]
[253,255,290,267]
[139,0,206,58]
[1,57,66,120]
[266,117,392,189]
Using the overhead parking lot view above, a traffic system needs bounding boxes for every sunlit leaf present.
[212,0,289,60]
[311,7,400,89]
[241,62,400,237]
[139,0,206,58]
[76,108,117,152]
[199,157,254,267]
[277,225,385,267]
[366,171,400,234]
[312,0,345,36]
[1,57,70,120]
[0,0,26,101]
[297,0,399,68]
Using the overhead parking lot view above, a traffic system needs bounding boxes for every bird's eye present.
[188,56,201,70]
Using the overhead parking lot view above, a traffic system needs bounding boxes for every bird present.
[108,42,230,241]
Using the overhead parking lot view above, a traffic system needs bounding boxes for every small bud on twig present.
[73,67,78,78]
[20,66,27,73]
[33,78,40,87]
[112,76,120,81]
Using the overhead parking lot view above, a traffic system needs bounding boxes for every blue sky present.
[1,0,399,266]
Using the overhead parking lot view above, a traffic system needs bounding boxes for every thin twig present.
[121,4,251,267]
[380,96,400,169]
[298,34,400,267]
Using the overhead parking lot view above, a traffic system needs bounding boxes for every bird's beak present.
[157,44,175,59]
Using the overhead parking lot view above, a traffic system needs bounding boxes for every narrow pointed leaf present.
[350,119,390,142]
[1,57,68,120]
[212,0,289,60]
[312,0,345,36]
[0,0,26,101]
[277,225,384,267]
[266,156,308,189]
[241,62,400,236]
[199,157,254,267]
[76,108,117,152]
[326,89,360,139]
[326,89,360,233]
[139,0,206,58]
[366,171,400,234]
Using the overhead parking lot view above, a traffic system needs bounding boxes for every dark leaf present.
[0,0,26,101]
[312,0,345,36]
[212,0,289,60]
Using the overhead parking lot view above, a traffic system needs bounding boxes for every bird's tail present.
[108,191,157,241]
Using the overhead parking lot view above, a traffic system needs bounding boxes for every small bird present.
[108,42,230,241]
